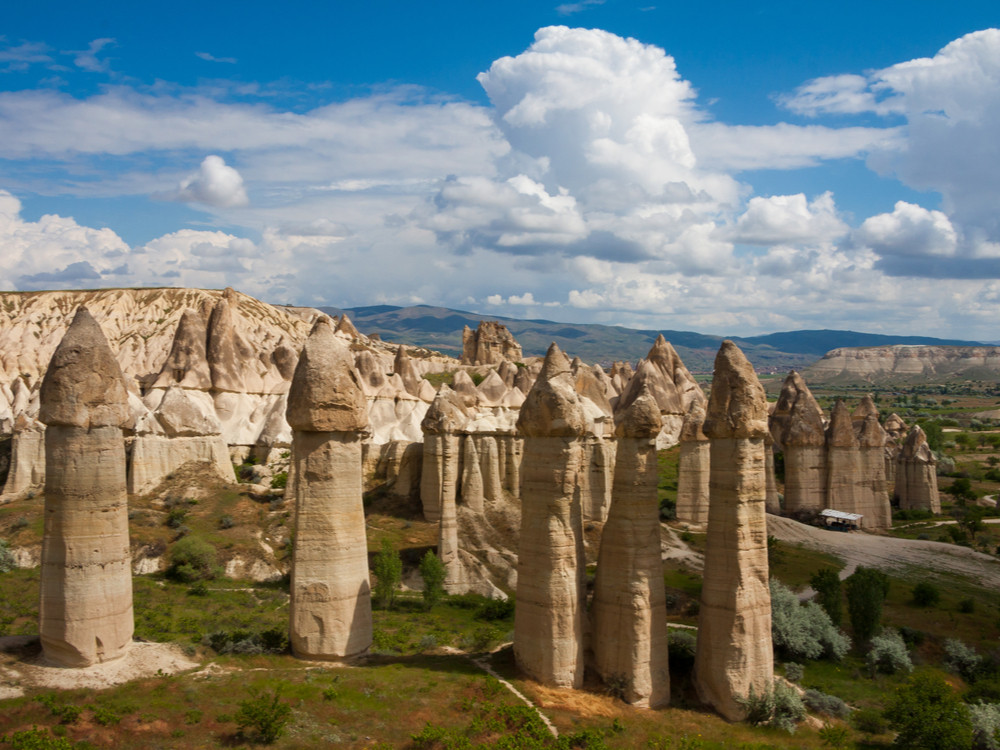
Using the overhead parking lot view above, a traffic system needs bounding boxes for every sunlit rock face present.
[514,343,587,689]
[461,321,523,366]
[895,425,940,514]
[591,384,669,708]
[773,371,827,513]
[38,307,134,667]
[694,341,773,722]
[287,318,372,660]
[676,399,710,524]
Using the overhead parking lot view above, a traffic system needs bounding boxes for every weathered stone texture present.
[896,425,940,513]
[676,399,710,524]
[461,321,523,365]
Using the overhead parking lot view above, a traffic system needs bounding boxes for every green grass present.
[768,541,845,591]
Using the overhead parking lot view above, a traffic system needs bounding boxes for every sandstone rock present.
[775,371,827,513]
[460,436,486,513]
[206,291,250,393]
[591,384,669,707]
[38,307,133,667]
[476,370,509,408]
[579,437,616,522]
[694,341,772,721]
[479,436,504,504]
[354,350,387,395]
[420,385,468,522]
[497,360,519,388]
[857,412,892,529]
[287,318,372,659]
[393,347,424,398]
[825,400,865,519]
[451,370,480,408]
[384,440,422,498]
[462,321,523,365]
[1,416,45,501]
[896,425,940,513]
[152,309,212,389]
[514,343,586,688]
[676,399,710,524]
[335,314,361,339]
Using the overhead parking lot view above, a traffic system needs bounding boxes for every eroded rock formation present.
[38,307,134,667]
[896,425,940,513]
[461,321,523,365]
[855,401,892,529]
[287,317,372,659]
[514,343,586,688]
[420,385,468,523]
[591,384,669,707]
[676,399,710,524]
[825,400,864,518]
[775,371,827,513]
[694,341,772,721]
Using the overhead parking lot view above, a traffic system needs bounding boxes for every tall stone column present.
[676,399,710,524]
[460,435,485,513]
[419,385,467,522]
[896,426,940,513]
[694,341,773,721]
[826,400,864,517]
[514,343,587,688]
[591,384,669,708]
[287,317,372,660]
[776,371,827,513]
[38,307,133,667]
[764,434,781,514]
[855,400,892,529]
[480,436,504,504]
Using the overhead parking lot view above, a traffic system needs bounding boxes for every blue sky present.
[1,1,999,340]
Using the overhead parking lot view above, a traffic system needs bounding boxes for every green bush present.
[913,581,942,607]
[476,597,515,621]
[418,550,446,608]
[0,539,13,573]
[234,687,292,744]
[884,672,973,750]
[803,689,850,719]
[167,536,218,582]
[866,629,913,677]
[810,567,843,626]
[770,579,850,661]
[270,472,287,490]
[2,727,73,749]
[784,662,804,683]
[818,723,851,749]
[737,680,806,733]
[969,703,1000,750]
[852,705,888,735]
[372,539,402,609]
[846,566,889,646]
[944,638,984,683]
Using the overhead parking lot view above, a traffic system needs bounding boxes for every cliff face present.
[806,346,1000,384]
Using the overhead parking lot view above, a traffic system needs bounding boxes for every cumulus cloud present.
[0,40,52,72]
[173,155,249,207]
[70,38,114,73]
[726,192,847,246]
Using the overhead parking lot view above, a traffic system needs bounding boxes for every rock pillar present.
[38,307,134,667]
[694,341,773,721]
[896,426,940,513]
[514,343,587,688]
[825,400,865,518]
[419,385,467,522]
[591,384,669,708]
[857,412,892,529]
[460,435,485,513]
[676,399,710,524]
[287,317,372,659]
[776,371,827,513]
[480,436,504,504]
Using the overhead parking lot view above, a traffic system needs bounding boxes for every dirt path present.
[766,513,1000,588]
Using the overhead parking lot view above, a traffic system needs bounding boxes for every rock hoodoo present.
[896,425,940,513]
[591,384,669,708]
[774,371,827,513]
[853,396,892,529]
[420,385,468,523]
[514,343,587,688]
[676,399,710,524]
[461,321,523,365]
[825,400,865,519]
[287,317,372,659]
[38,307,134,667]
[694,341,773,721]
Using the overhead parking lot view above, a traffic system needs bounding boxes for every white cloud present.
[555,0,604,16]
[70,38,114,73]
[173,155,249,208]
[0,40,52,71]
[508,292,537,305]
[726,192,847,246]
[196,51,237,64]
[854,201,958,258]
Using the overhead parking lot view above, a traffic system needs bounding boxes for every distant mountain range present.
[318,304,984,374]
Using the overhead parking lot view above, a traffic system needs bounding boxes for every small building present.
[819,508,863,532]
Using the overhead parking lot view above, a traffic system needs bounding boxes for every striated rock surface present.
[775,371,827,513]
[460,436,486,513]
[856,408,892,529]
[694,341,772,721]
[38,307,133,667]
[806,345,1000,385]
[461,321,523,365]
[420,386,468,523]
[825,400,864,519]
[152,309,212,389]
[591,384,669,707]
[896,425,940,513]
[287,318,372,659]
[1,416,45,501]
[676,399,710,524]
[514,343,586,688]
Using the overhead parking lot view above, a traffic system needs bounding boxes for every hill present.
[321,304,982,373]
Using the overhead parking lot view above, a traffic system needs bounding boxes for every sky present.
[1,1,999,340]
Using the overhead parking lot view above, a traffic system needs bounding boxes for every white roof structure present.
[819,509,863,521]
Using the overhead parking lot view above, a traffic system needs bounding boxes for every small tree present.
[419,550,446,608]
[866,629,913,677]
[372,539,402,609]
[167,536,218,582]
[912,581,941,607]
[960,508,985,540]
[235,687,292,744]
[770,579,850,661]
[845,567,889,647]
[810,567,843,626]
[883,672,973,750]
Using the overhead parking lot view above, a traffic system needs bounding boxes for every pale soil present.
[0,639,198,699]
[765,513,1000,588]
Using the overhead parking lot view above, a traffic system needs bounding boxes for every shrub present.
[818,723,851,749]
[803,689,851,719]
[737,680,805,733]
[476,597,515,621]
[372,539,402,609]
[165,506,188,528]
[784,662,804,683]
[913,581,942,607]
[960,598,977,614]
[418,550,446,608]
[866,628,913,677]
[884,672,973,750]
[167,536,217,582]
[270,472,288,490]
[218,514,235,530]
[0,539,14,573]
[234,687,292,744]
[852,706,888,735]
[846,566,889,646]
[970,704,1000,750]
[810,567,843,626]
[770,579,850,661]
[2,727,73,749]
[945,638,985,683]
